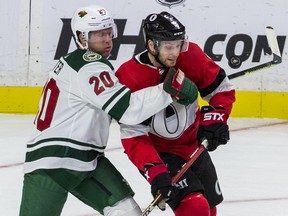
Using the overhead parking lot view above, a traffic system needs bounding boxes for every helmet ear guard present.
[72,31,84,49]
[181,35,189,52]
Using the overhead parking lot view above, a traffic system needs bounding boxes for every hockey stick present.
[141,139,209,216]
[228,26,282,79]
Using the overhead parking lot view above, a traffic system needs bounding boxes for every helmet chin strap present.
[77,41,86,50]
[147,39,169,68]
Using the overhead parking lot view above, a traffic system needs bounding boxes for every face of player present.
[157,40,183,67]
[87,28,113,58]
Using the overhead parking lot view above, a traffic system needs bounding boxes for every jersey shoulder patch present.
[83,50,102,62]
[63,49,114,72]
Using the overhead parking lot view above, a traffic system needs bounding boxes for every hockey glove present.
[163,68,198,105]
[144,163,174,210]
[197,106,229,151]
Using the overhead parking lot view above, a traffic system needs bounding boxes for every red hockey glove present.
[144,163,175,209]
[197,106,229,151]
[162,68,198,105]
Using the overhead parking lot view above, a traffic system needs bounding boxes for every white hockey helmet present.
[71,5,117,49]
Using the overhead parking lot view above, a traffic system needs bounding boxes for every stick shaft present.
[228,26,281,80]
[228,61,273,79]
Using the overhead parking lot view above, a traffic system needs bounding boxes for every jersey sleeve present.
[78,61,173,124]
[120,123,164,171]
[119,83,173,124]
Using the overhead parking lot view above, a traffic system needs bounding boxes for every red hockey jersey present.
[116,42,235,172]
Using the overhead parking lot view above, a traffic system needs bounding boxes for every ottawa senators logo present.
[156,0,185,8]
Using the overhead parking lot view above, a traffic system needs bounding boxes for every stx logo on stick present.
[203,113,225,121]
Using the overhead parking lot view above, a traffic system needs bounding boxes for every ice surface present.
[1,114,288,216]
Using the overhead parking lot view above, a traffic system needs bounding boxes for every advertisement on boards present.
[0,0,287,91]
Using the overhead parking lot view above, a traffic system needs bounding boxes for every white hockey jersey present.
[23,49,172,173]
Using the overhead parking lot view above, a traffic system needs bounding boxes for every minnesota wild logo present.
[156,0,185,8]
[78,10,87,18]
[83,51,102,62]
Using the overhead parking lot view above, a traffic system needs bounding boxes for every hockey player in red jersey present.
[116,12,236,215]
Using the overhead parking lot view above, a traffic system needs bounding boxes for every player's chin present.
[164,60,177,67]
[102,50,112,58]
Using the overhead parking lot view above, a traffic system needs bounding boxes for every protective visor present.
[155,35,189,54]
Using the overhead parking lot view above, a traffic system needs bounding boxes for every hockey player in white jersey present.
[19,5,198,216]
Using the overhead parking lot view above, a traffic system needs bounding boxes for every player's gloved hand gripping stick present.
[197,106,229,151]
[141,139,209,216]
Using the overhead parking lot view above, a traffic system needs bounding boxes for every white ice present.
[1,114,288,216]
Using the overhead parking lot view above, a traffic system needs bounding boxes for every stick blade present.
[265,26,282,63]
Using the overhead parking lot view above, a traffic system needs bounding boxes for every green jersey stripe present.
[26,145,99,163]
[107,91,131,120]
[27,137,105,150]
[102,86,128,111]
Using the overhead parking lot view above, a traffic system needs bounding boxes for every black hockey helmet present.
[143,11,186,46]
